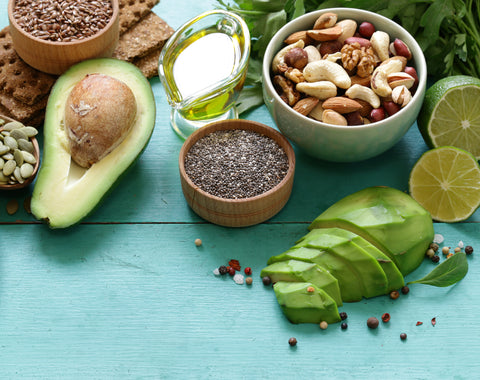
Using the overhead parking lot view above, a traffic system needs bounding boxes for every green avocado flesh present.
[309,187,434,276]
[31,58,156,228]
[263,186,433,325]
[260,260,342,306]
[273,281,341,324]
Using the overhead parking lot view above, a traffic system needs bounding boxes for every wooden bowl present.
[179,119,296,227]
[0,114,40,191]
[8,0,119,75]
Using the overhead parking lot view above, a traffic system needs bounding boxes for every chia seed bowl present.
[179,119,296,227]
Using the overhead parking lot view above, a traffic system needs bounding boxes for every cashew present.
[370,31,390,61]
[296,80,337,99]
[323,51,342,63]
[380,56,407,73]
[345,84,381,108]
[370,69,392,98]
[304,45,321,63]
[336,19,357,44]
[322,109,348,126]
[392,85,412,107]
[303,60,351,89]
[272,40,305,73]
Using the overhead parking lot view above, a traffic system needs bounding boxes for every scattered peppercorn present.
[367,317,379,329]
[381,313,391,323]
[245,277,253,285]
[288,337,297,346]
[218,265,228,275]
[454,247,461,253]
[401,286,410,295]
[341,322,348,330]
[228,267,236,276]
[262,276,272,286]
[194,238,202,246]
[442,246,450,255]
[431,255,440,263]
[425,248,435,258]
[319,321,328,330]
[465,246,474,255]
[429,243,439,252]
[446,253,453,259]
[390,290,400,300]
[339,312,348,320]
[244,267,252,275]
[400,333,407,340]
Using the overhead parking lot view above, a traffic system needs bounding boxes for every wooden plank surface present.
[1,1,480,379]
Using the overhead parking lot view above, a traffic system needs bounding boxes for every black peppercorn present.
[341,322,348,330]
[400,332,407,340]
[288,337,297,346]
[262,276,272,286]
[367,317,379,329]
[339,312,348,320]
[218,265,228,275]
[431,255,440,263]
[401,286,410,295]
[465,246,474,255]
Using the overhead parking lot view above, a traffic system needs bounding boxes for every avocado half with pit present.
[31,58,156,228]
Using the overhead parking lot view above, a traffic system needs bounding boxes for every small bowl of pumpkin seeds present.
[0,114,40,190]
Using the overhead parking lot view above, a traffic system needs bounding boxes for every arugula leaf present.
[408,252,468,287]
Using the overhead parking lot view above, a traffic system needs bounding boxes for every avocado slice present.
[260,259,342,306]
[309,187,434,275]
[295,228,389,300]
[268,246,364,302]
[273,281,341,324]
[31,58,156,228]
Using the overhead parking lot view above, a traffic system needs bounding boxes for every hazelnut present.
[284,47,309,70]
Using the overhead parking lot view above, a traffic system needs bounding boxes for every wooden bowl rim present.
[0,114,40,191]
[179,119,296,205]
[8,0,119,46]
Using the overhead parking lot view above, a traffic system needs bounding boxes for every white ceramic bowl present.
[262,8,427,162]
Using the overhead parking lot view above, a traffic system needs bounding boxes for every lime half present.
[417,75,480,159]
[409,146,480,222]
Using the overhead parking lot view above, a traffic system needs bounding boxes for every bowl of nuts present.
[8,0,119,75]
[262,8,427,162]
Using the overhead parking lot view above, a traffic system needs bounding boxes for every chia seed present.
[184,129,289,199]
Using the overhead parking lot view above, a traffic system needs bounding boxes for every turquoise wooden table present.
[1,1,479,379]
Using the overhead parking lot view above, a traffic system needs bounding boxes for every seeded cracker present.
[118,0,160,35]
[113,12,174,62]
[133,49,162,79]
[0,91,48,124]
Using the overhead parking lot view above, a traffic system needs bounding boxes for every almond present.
[313,12,338,30]
[350,75,372,87]
[284,30,313,45]
[307,25,343,42]
[322,97,362,114]
[322,109,347,126]
[293,97,320,116]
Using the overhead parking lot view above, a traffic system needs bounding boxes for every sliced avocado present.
[309,187,434,275]
[31,58,156,228]
[260,259,342,306]
[295,228,388,300]
[268,246,363,302]
[273,281,341,324]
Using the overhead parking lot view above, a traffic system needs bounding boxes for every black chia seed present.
[184,129,289,199]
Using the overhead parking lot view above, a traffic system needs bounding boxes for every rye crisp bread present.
[0,90,48,125]
[113,12,174,62]
[118,0,160,35]
[133,48,162,79]
[0,27,56,106]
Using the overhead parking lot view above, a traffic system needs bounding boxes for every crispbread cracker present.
[133,48,161,78]
[113,12,174,62]
[0,27,56,106]
[0,90,48,125]
[118,0,160,35]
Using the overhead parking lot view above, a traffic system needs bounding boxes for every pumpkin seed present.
[3,121,23,131]
[0,171,8,183]
[13,167,24,183]
[0,157,4,169]
[0,144,9,155]
[17,139,34,154]
[3,159,16,176]
[20,163,34,178]
[14,148,24,166]
[22,150,37,165]
[6,199,19,215]
[4,135,18,150]
[22,126,38,137]
[0,118,4,126]
[2,152,14,160]
[10,128,28,141]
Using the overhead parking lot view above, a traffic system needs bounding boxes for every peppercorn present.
[288,337,297,346]
[454,247,461,253]
[367,317,379,329]
[319,321,328,330]
[245,277,253,285]
[429,242,439,252]
[381,313,390,323]
[465,246,474,255]
[390,290,400,300]
[446,253,453,259]
[339,312,348,320]
[442,246,450,255]
[194,238,202,246]
[401,286,410,295]
[425,248,435,258]
[244,267,252,275]
[400,333,407,340]
[218,265,228,275]
[262,276,272,286]
[431,255,440,263]
[228,266,236,276]
[341,322,348,330]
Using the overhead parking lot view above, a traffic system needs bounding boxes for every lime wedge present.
[409,146,480,222]
[417,75,480,159]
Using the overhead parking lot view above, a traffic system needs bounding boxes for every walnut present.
[284,67,305,84]
[341,43,376,78]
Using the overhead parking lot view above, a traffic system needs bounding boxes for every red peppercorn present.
[400,333,407,340]
[227,267,236,276]
[244,267,252,275]
[390,290,400,300]
[381,313,391,323]
[288,337,297,346]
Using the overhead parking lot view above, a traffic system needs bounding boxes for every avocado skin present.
[260,259,342,307]
[31,58,156,228]
[273,281,341,324]
[309,186,434,275]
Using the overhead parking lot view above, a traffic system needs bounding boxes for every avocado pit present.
[64,73,137,168]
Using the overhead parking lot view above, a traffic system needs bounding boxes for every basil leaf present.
[408,252,468,287]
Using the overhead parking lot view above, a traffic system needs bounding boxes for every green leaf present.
[408,252,468,287]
